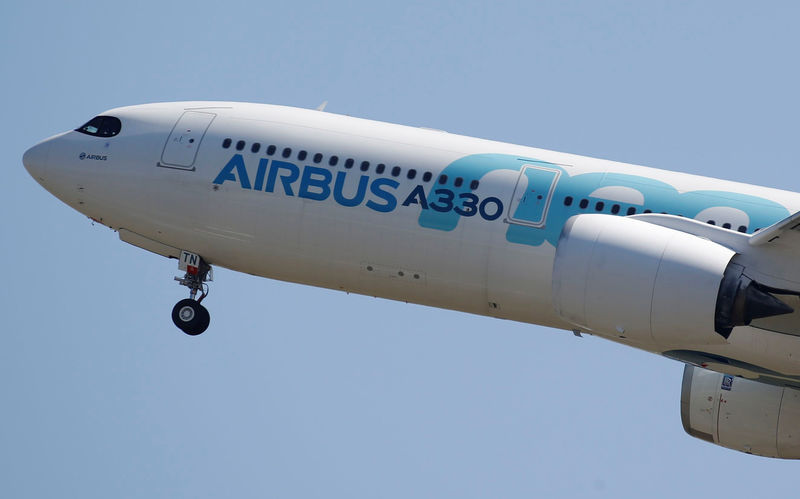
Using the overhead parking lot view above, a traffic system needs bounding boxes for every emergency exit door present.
[160,111,216,169]
[506,164,561,227]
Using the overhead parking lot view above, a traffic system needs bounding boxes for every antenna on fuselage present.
[316,101,328,112]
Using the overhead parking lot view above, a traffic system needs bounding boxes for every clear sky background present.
[3,1,799,497]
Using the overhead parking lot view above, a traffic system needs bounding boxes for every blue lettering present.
[366,178,399,213]
[430,188,455,213]
[213,154,251,189]
[454,192,479,217]
[212,155,510,224]
[265,160,300,195]
[253,158,269,191]
[479,197,504,221]
[299,166,333,201]
[333,172,369,207]
[401,185,429,209]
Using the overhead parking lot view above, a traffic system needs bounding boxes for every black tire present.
[171,299,210,336]
[196,304,211,334]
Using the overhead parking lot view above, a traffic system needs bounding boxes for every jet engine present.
[681,364,800,458]
[551,215,791,346]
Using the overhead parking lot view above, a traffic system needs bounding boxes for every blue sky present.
[3,1,799,497]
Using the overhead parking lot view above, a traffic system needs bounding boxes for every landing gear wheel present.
[172,251,213,335]
[172,298,210,336]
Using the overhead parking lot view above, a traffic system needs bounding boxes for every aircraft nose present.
[23,140,51,180]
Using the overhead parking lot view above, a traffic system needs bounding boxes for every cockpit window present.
[75,116,122,137]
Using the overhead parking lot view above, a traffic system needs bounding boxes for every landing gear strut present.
[172,251,212,335]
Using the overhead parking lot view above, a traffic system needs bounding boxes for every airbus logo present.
[79,152,107,161]
[213,154,505,221]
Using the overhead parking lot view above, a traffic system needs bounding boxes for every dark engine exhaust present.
[715,263,794,338]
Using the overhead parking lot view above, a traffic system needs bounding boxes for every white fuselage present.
[23,101,800,379]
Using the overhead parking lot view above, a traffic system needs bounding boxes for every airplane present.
[23,101,800,459]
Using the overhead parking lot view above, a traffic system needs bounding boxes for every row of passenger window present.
[222,138,480,190]
[563,196,750,233]
[564,196,637,216]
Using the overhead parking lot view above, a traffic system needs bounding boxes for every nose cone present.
[23,140,51,181]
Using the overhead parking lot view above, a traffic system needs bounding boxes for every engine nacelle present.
[552,215,735,345]
[552,215,792,346]
[681,365,800,459]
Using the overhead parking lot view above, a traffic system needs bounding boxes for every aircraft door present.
[160,111,216,169]
[506,164,561,227]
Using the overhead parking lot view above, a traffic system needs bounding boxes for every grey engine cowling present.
[551,214,792,345]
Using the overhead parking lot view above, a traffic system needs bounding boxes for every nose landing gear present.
[172,250,212,335]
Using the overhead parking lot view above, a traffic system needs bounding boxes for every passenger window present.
[75,116,122,137]
[391,166,401,177]
[313,153,323,163]
[376,163,386,174]
[329,156,339,166]
[611,204,620,214]
[564,196,573,206]
[423,172,433,182]
[407,169,417,179]
[707,220,716,225]
[282,147,292,158]
[738,225,747,233]
[222,138,232,148]
[454,177,463,187]
[251,143,261,153]
[644,209,652,214]
[236,140,246,151]
[626,207,636,215]
[267,145,276,155]
[595,201,605,211]
[470,180,479,190]
[360,161,370,172]
[722,223,732,229]
[579,199,588,209]
[438,174,448,184]
[298,150,308,161]
[345,158,354,169]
